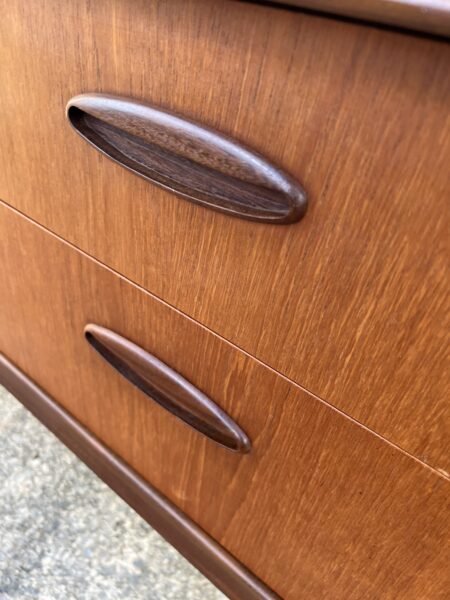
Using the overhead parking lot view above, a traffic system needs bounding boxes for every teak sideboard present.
[1,1,449,598]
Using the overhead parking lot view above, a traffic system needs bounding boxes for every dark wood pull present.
[66,94,307,224]
[84,324,251,453]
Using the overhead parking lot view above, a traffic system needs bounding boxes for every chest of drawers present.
[1,1,449,598]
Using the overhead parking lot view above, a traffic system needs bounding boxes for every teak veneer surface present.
[1,202,449,599]
[0,0,449,471]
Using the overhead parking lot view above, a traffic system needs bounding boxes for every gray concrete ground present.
[0,385,225,599]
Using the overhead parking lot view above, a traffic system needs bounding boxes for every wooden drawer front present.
[1,201,449,599]
[0,1,449,470]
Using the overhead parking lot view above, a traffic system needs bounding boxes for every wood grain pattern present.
[0,0,449,471]
[67,94,307,223]
[0,354,277,600]
[270,0,450,37]
[1,202,450,599]
[85,323,251,453]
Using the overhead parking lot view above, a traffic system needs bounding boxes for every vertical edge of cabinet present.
[0,353,280,600]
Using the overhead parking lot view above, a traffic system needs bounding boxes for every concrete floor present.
[0,385,225,599]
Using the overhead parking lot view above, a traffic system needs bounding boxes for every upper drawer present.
[1,201,449,599]
[0,0,449,470]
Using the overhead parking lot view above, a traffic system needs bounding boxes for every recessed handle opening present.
[84,324,251,453]
[67,93,307,224]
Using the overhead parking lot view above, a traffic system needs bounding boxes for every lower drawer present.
[0,201,448,599]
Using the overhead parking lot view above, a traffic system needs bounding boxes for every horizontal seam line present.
[1,197,448,482]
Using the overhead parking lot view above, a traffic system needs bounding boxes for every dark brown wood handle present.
[66,94,307,224]
[84,324,251,453]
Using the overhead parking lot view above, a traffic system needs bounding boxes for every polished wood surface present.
[67,94,307,224]
[1,202,449,599]
[0,354,278,600]
[85,323,251,453]
[1,0,448,470]
[271,0,450,36]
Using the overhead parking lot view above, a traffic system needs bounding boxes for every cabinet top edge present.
[264,0,450,38]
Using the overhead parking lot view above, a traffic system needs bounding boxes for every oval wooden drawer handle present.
[84,324,251,453]
[67,94,307,224]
